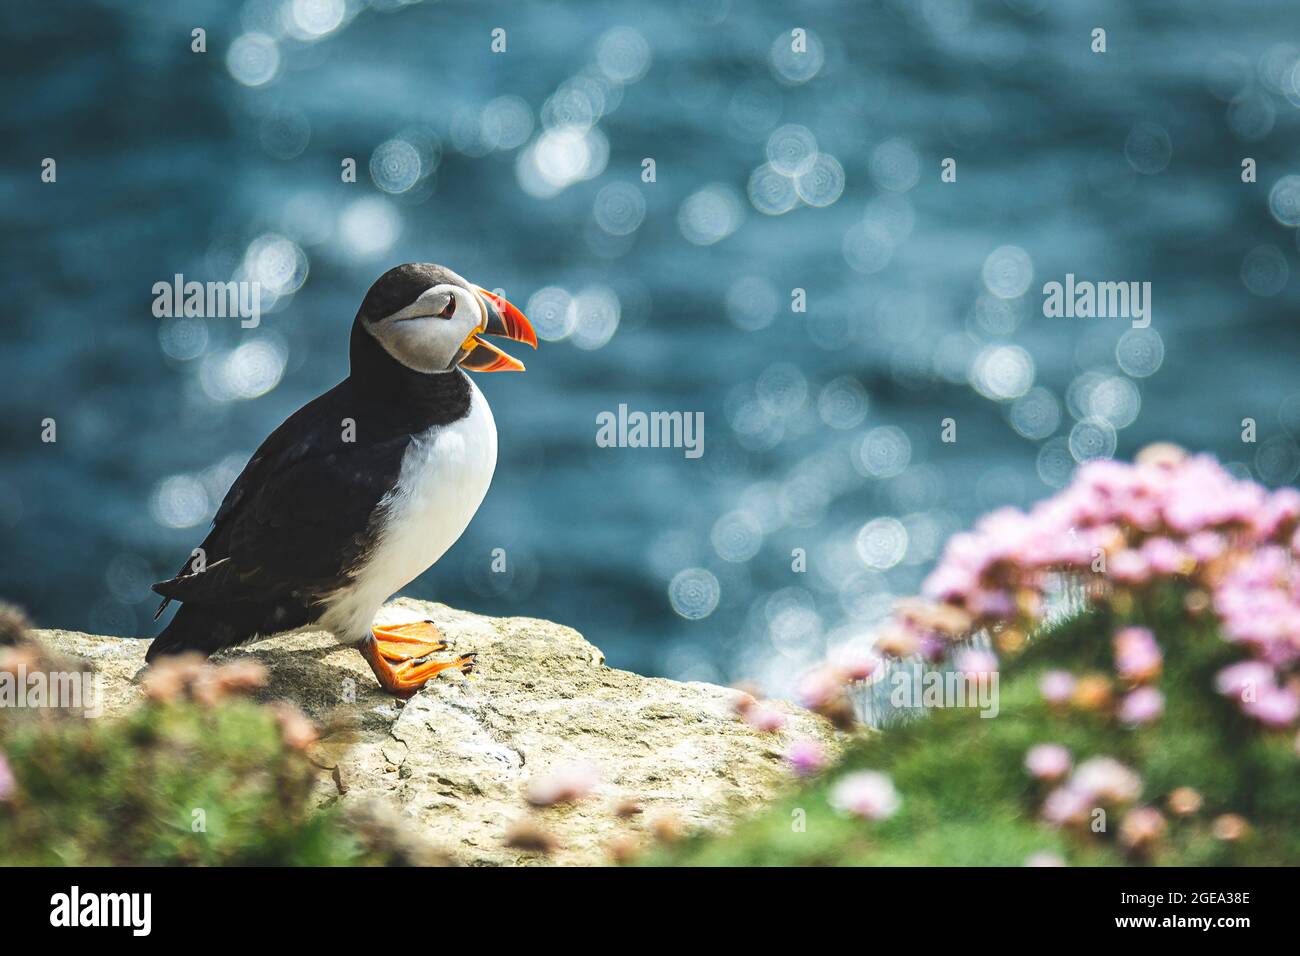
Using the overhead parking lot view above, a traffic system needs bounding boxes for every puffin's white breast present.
[321,378,497,640]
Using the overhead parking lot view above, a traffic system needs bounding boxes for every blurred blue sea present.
[3,0,1300,695]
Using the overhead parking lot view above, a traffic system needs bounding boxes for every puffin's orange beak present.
[459,286,537,373]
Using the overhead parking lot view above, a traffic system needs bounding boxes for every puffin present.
[146,262,537,697]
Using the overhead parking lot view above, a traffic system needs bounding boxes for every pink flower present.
[744,704,787,733]
[1072,756,1142,803]
[0,753,14,802]
[1213,547,1300,665]
[1024,744,1071,781]
[784,739,829,777]
[1119,687,1164,726]
[1042,786,1092,826]
[855,452,1300,747]
[1242,686,1300,728]
[1025,851,1067,867]
[829,770,901,820]
[872,623,921,659]
[1109,550,1150,585]
[919,633,948,663]
[1114,627,1162,683]
[797,667,844,710]
[1040,670,1077,704]
[952,647,998,675]
[828,646,880,683]
[1140,537,1186,576]
[922,562,977,604]
[1120,807,1168,850]
[967,589,1016,619]
[1214,660,1276,700]
[1163,455,1265,534]
[1186,531,1226,563]
[1254,487,1300,540]
[525,762,599,807]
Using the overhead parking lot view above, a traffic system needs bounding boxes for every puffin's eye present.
[438,295,457,319]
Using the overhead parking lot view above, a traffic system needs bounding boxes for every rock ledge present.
[35,598,835,865]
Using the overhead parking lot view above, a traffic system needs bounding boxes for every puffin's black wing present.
[147,381,411,660]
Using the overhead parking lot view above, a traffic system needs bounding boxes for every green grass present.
[643,598,1300,866]
[3,591,1294,867]
[0,692,399,866]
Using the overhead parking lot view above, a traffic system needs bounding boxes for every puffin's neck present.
[348,320,473,427]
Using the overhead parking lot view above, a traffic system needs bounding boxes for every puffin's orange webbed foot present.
[360,631,476,699]
[371,619,450,661]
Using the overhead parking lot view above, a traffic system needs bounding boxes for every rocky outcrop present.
[34,598,836,866]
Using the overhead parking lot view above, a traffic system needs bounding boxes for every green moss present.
[0,694,389,866]
[645,603,1300,867]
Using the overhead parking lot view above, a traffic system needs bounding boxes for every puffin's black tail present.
[146,603,261,663]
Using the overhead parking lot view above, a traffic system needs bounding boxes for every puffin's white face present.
[366,282,487,374]
[357,263,538,375]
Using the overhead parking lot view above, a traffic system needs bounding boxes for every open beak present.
[459,285,537,373]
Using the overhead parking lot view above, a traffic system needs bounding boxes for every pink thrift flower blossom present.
[1214,660,1276,700]
[1254,487,1300,541]
[525,762,599,807]
[1163,458,1243,534]
[1025,852,1067,867]
[1072,756,1142,804]
[873,623,922,659]
[922,562,977,605]
[797,667,844,710]
[1190,535,1227,564]
[1118,496,1162,532]
[1040,670,1077,704]
[1109,550,1150,585]
[1242,686,1300,728]
[1140,537,1186,576]
[871,452,1300,740]
[919,633,949,663]
[967,589,1016,620]
[1114,627,1162,683]
[953,647,998,675]
[829,646,880,683]
[744,704,787,732]
[1042,786,1093,826]
[829,770,901,820]
[1119,687,1164,726]
[1212,552,1300,663]
[0,753,14,802]
[784,739,829,777]
[1186,531,1226,563]
[1024,744,1072,781]
[1120,807,1168,850]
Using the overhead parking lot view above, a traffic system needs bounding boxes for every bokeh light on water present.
[766,125,818,177]
[678,184,745,245]
[1009,387,1061,441]
[981,246,1034,300]
[369,140,424,195]
[4,0,1300,702]
[226,32,280,87]
[669,568,721,621]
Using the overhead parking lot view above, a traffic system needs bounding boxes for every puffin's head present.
[356,262,537,374]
